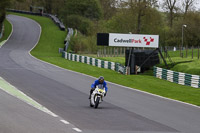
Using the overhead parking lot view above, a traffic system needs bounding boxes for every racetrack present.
[0,15,200,133]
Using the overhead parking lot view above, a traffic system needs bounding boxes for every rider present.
[89,76,108,99]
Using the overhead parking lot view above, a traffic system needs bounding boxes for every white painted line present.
[0,76,58,118]
[73,128,82,132]
[60,119,70,125]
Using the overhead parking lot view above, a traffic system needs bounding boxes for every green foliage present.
[64,15,94,35]
[0,19,12,43]
[105,7,164,34]
[61,0,102,35]
[183,12,200,47]
[162,11,200,47]
[69,33,97,53]
[105,9,137,33]
[0,0,11,26]
[99,0,117,19]
[63,0,102,20]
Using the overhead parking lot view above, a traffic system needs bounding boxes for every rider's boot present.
[89,88,94,99]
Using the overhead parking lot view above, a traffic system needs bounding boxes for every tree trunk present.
[169,10,173,28]
[137,8,142,34]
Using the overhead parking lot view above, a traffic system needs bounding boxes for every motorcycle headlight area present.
[98,89,104,93]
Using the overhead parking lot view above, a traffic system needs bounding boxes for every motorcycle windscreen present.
[97,84,104,89]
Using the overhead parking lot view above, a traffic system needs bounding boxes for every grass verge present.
[0,19,12,44]
[10,12,200,106]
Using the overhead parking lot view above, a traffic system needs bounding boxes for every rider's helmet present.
[98,76,104,84]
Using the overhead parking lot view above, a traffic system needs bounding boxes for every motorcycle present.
[90,86,106,109]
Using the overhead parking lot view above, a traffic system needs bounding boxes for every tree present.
[60,0,102,35]
[127,0,159,33]
[105,3,163,35]
[182,0,195,15]
[0,0,11,30]
[163,0,179,28]
[0,0,25,31]
[99,0,117,19]
[183,12,200,47]
[63,0,102,20]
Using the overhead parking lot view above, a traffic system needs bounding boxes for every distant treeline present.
[1,0,200,53]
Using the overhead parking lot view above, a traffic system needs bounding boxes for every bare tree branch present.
[183,0,195,14]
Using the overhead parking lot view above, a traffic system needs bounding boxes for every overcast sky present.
[158,0,200,11]
[120,0,200,11]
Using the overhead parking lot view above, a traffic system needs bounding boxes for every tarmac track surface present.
[0,15,200,133]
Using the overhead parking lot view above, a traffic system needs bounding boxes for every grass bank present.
[158,49,200,75]
[0,19,12,44]
[10,12,200,106]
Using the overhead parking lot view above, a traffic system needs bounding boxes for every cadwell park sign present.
[109,33,159,48]
[97,33,159,48]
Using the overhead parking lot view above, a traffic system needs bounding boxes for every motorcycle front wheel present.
[94,97,100,109]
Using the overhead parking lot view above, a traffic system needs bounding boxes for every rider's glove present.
[104,92,107,97]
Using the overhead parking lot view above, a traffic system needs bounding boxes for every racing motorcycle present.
[90,85,106,109]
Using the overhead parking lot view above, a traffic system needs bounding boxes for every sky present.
[120,0,200,11]
[158,0,200,11]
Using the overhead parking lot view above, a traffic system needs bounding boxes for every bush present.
[64,15,94,35]
[69,33,97,54]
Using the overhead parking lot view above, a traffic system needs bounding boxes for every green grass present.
[83,49,200,76]
[159,49,200,75]
[10,12,200,106]
[0,19,12,43]
[8,12,67,57]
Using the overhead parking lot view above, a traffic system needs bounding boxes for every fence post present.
[186,45,188,58]
[198,45,199,59]
[114,47,115,57]
[192,45,193,59]
[101,47,103,57]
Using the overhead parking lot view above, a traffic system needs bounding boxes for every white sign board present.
[109,33,159,48]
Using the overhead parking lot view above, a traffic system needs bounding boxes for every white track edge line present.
[60,119,70,125]
[0,77,58,117]
[73,128,82,132]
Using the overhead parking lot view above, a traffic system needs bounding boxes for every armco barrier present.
[62,52,127,74]
[7,9,65,31]
[154,66,200,88]
[64,28,73,44]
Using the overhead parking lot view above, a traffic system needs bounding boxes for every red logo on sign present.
[143,37,154,45]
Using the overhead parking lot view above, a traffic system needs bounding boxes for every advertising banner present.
[109,33,159,48]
